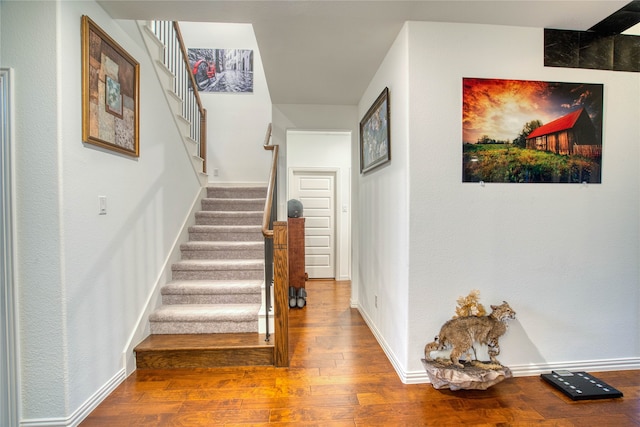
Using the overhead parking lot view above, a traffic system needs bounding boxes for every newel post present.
[273,221,289,367]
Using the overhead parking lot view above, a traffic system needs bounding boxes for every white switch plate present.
[98,196,107,215]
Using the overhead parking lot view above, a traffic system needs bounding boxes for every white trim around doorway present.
[1,67,20,427]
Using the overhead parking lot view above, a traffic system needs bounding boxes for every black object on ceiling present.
[544,1,640,72]
[589,0,640,34]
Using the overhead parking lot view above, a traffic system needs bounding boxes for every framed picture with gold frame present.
[82,15,139,157]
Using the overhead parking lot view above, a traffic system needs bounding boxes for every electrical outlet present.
[213,168,219,177]
[375,295,378,308]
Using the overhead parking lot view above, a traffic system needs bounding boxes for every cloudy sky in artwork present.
[462,78,603,144]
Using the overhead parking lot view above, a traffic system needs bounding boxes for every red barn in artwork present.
[526,108,600,158]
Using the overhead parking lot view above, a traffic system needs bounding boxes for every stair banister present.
[149,21,207,173]
[262,124,275,343]
[172,22,207,172]
[262,123,277,239]
[262,123,289,367]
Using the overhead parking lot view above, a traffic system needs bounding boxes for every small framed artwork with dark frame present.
[81,15,140,157]
[360,87,390,173]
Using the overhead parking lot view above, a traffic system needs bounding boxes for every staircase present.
[135,21,286,368]
[134,186,275,368]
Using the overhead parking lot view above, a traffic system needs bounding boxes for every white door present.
[290,171,335,278]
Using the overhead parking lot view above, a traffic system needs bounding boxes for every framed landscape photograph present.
[360,87,390,173]
[462,78,603,183]
[82,15,139,157]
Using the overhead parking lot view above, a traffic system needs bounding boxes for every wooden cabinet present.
[288,217,306,290]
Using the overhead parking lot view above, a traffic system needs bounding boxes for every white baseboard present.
[356,305,408,382]
[507,358,640,377]
[356,304,640,385]
[404,357,640,384]
[20,369,127,427]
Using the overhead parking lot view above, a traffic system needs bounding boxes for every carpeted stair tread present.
[195,211,262,226]
[189,225,262,232]
[195,211,263,217]
[179,241,264,260]
[150,304,261,322]
[195,211,263,216]
[160,279,262,305]
[181,241,263,250]
[162,280,262,295]
[203,197,265,201]
[201,198,265,212]
[172,259,264,271]
[188,225,263,242]
[207,187,267,198]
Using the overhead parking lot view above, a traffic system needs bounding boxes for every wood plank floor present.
[82,280,640,426]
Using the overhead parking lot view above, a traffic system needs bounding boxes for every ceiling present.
[98,0,630,105]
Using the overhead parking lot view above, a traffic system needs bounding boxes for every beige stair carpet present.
[149,186,267,335]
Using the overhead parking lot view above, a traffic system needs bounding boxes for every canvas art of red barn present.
[526,108,601,158]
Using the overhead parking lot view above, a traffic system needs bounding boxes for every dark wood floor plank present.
[81,279,640,426]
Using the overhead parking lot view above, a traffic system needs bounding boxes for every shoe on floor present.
[297,287,307,308]
[289,286,297,308]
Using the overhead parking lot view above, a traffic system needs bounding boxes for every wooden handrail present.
[173,22,205,115]
[172,21,207,172]
[262,123,276,238]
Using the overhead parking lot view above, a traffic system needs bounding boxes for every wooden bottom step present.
[134,333,275,369]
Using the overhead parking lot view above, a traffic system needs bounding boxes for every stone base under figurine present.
[421,358,512,391]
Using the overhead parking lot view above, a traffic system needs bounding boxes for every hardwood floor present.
[82,280,640,426]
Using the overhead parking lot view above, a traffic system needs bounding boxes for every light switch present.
[98,196,107,215]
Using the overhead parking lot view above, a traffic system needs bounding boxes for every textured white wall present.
[1,0,67,418]
[2,0,203,421]
[406,21,639,377]
[180,22,272,185]
[357,21,640,381]
[356,25,411,376]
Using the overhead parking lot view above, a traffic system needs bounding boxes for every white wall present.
[2,0,202,422]
[356,25,411,378]
[286,130,352,280]
[180,22,272,185]
[357,20,640,383]
[2,1,67,419]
